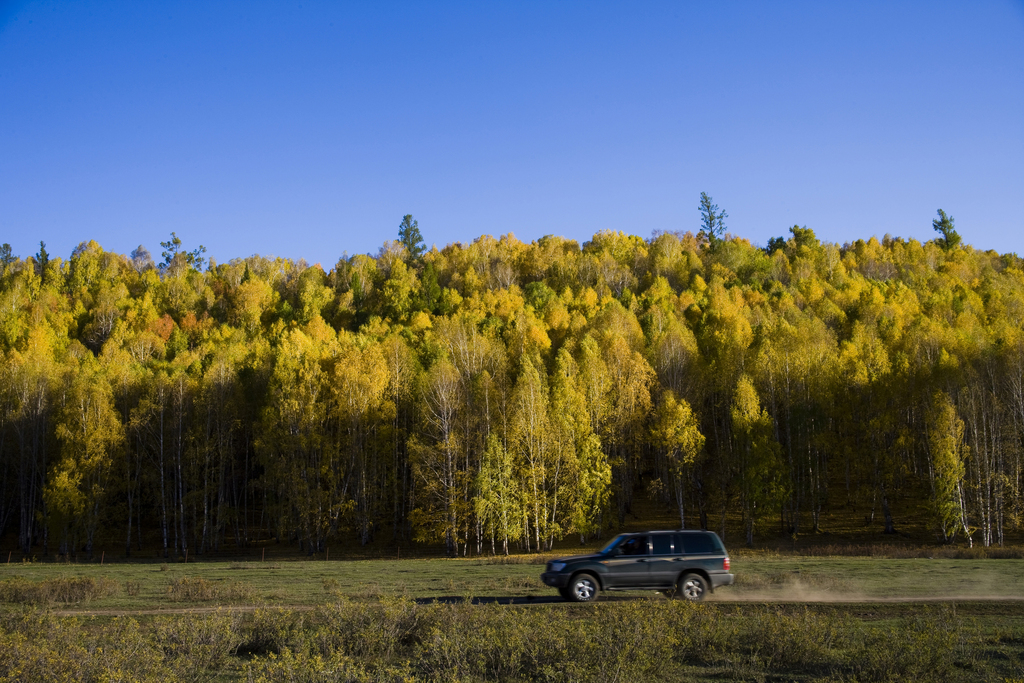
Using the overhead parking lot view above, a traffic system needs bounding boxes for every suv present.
[540,530,733,602]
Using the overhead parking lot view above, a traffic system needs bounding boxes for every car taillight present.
[723,557,730,571]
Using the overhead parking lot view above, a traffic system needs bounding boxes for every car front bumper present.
[540,572,570,588]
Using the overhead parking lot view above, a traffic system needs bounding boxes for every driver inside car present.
[619,536,648,556]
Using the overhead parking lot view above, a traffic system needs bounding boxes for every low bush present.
[743,607,852,671]
[845,606,981,681]
[167,575,257,602]
[154,611,245,683]
[0,575,119,605]
[0,610,167,682]
[309,596,433,659]
[240,607,306,656]
[0,600,1011,681]
[244,649,409,683]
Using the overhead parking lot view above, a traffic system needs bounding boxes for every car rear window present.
[677,533,716,554]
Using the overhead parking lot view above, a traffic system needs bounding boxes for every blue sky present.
[1,1,1022,266]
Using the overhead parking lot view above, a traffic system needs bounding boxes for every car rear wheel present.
[678,573,708,602]
[568,573,600,602]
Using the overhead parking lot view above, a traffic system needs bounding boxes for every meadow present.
[2,552,1024,681]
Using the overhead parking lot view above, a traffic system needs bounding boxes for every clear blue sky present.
[2,1,1022,266]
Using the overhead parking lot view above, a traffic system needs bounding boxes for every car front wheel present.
[678,573,708,602]
[568,573,600,602]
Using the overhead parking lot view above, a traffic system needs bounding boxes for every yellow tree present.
[49,348,123,558]
[333,332,389,545]
[410,359,465,556]
[731,375,786,546]
[550,347,610,544]
[927,391,971,544]
[380,333,420,541]
[7,330,58,555]
[474,432,522,554]
[602,332,655,523]
[651,390,705,529]
[510,358,551,551]
[258,321,340,553]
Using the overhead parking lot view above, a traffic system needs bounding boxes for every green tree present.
[398,214,426,262]
[698,192,728,248]
[35,242,49,283]
[0,243,13,272]
[160,232,207,272]
[932,209,961,251]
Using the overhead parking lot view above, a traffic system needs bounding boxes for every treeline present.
[1,208,1023,558]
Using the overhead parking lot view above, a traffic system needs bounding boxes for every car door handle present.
[672,558,683,561]
[638,559,647,562]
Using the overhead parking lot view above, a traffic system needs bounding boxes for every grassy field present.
[2,552,1024,612]
[3,553,1024,681]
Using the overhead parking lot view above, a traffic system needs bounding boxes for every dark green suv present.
[540,530,734,602]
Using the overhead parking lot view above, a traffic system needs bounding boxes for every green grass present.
[0,556,553,611]
[3,555,1024,682]
[728,554,1024,601]
[2,553,1024,613]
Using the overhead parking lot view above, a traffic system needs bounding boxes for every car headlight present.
[550,562,567,572]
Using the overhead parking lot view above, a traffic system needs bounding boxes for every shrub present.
[0,610,167,682]
[241,608,306,656]
[154,611,245,683]
[418,599,679,682]
[243,649,408,683]
[167,576,257,602]
[0,575,119,605]
[742,607,851,671]
[309,597,432,659]
[846,607,980,681]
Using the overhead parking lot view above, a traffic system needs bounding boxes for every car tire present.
[677,573,708,602]
[568,573,600,602]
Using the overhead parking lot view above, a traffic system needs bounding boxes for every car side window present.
[651,534,673,556]
[679,533,716,554]
[620,535,649,556]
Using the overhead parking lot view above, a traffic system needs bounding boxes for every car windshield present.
[598,535,627,554]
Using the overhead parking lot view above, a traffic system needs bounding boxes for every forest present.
[1,203,1022,559]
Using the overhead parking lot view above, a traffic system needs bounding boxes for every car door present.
[646,532,678,587]
[602,534,652,588]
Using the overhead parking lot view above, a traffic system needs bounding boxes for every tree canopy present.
[1,209,1021,557]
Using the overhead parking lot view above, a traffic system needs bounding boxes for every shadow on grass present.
[417,593,647,605]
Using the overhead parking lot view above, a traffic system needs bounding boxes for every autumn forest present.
[2,203,1023,559]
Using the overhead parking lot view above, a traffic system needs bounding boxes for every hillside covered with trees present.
[2,204,1023,558]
